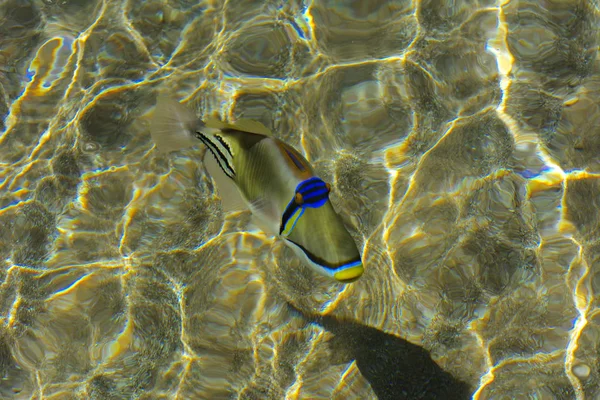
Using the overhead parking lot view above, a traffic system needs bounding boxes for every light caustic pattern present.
[1,0,600,399]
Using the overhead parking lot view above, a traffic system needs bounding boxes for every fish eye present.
[325,182,331,193]
[294,192,304,205]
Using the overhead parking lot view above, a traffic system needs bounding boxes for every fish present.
[150,95,364,283]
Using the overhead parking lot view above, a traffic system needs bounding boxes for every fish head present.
[283,201,364,283]
[279,176,330,236]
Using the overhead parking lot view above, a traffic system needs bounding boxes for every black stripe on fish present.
[297,177,327,194]
[207,133,235,174]
[286,238,362,271]
[196,131,236,179]
[297,177,329,208]
[283,147,306,171]
[280,200,301,235]
[302,192,329,207]
[301,186,328,197]
[214,133,233,157]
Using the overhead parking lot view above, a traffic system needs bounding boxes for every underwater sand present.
[1,0,599,399]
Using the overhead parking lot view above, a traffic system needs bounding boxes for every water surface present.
[1,1,599,399]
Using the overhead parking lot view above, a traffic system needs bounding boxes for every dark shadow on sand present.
[288,303,472,400]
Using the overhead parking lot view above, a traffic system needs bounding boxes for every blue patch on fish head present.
[295,177,330,208]
[279,177,330,236]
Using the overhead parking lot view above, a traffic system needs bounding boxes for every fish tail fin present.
[150,95,203,153]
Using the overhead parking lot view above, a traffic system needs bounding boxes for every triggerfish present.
[150,96,364,283]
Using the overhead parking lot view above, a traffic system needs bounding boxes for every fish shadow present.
[288,303,473,400]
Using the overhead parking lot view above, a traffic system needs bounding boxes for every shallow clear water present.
[1,0,599,399]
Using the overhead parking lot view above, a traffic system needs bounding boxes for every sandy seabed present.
[1,1,600,399]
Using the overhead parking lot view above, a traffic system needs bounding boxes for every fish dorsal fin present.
[205,116,272,136]
[203,150,247,213]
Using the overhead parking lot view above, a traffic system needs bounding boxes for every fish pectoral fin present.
[247,197,280,236]
[150,95,200,153]
[248,214,277,236]
[205,116,272,136]
[203,150,247,213]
